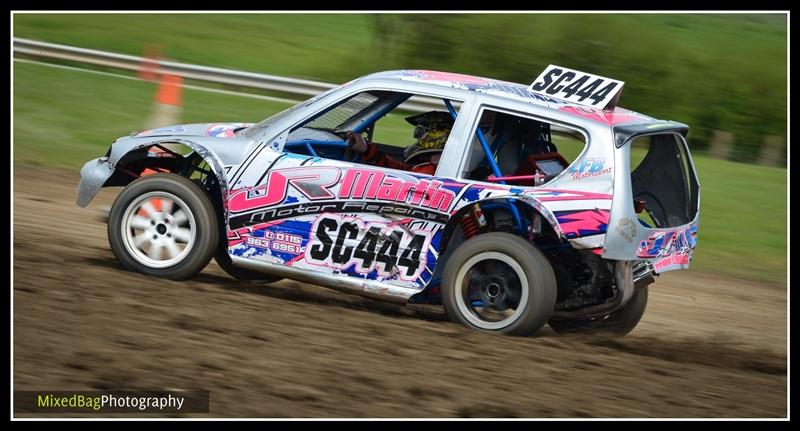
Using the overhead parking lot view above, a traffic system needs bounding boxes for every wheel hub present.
[477,275,510,310]
[120,192,196,269]
[486,282,502,298]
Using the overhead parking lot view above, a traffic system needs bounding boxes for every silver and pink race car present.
[77,66,700,336]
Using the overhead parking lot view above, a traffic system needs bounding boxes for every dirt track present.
[13,165,787,418]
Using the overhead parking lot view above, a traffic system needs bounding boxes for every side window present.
[285,88,464,176]
[460,109,587,186]
[365,99,463,175]
[284,90,407,159]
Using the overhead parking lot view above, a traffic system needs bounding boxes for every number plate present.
[529,64,625,110]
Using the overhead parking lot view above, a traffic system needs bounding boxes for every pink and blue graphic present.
[558,106,649,126]
[637,224,698,259]
[555,209,610,238]
[225,160,621,291]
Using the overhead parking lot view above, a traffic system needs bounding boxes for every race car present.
[77,66,700,336]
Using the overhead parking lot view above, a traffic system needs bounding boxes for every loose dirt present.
[13,165,787,418]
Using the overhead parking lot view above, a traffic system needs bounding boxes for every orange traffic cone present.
[143,73,184,176]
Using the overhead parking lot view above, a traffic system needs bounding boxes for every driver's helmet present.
[403,111,454,164]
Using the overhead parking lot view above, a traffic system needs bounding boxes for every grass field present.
[13,61,787,284]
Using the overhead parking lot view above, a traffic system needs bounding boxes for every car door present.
[223,88,474,292]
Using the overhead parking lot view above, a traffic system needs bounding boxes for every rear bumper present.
[76,157,114,207]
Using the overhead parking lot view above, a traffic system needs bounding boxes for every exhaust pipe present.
[633,260,656,289]
[552,260,636,319]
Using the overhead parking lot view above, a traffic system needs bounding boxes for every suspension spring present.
[461,204,488,240]
[460,213,479,239]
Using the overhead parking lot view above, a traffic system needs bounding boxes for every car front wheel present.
[107,173,219,280]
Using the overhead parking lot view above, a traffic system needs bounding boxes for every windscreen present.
[303,90,398,131]
[239,84,343,139]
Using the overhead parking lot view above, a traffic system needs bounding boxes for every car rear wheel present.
[441,233,557,336]
[548,286,649,337]
[107,173,218,280]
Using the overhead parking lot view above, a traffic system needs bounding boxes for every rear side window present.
[460,108,588,186]
[630,134,699,228]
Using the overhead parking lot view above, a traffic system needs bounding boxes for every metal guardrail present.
[13,37,442,113]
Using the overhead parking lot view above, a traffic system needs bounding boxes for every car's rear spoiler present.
[613,121,689,148]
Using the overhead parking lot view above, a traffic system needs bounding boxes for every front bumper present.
[76,157,114,207]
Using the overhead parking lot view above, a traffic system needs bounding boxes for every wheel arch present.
[438,195,566,256]
[82,138,231,225]
[410,195,566,305]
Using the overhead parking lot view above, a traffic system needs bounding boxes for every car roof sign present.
[528,65,625,110]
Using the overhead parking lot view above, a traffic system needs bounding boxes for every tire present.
[548,286,649,337]
[441,233,557,336]
[107,173,219,280]
[213,243,283,283]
